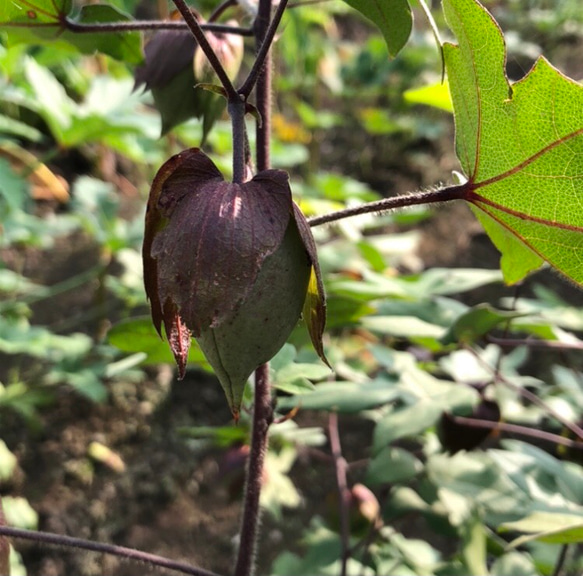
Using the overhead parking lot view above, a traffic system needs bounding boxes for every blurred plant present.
[0,1,582,576]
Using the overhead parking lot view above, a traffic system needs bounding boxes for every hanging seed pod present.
[144,149,328,418]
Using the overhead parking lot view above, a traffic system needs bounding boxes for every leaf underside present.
[444,0,583,286]
[340,0,412,58]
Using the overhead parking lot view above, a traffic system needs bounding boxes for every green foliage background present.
[1,0,583,575]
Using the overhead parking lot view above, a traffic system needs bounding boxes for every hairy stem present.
[234,364,273,576]
[230,96,248,183]
[172,0,238,99]
[329,412,351,576]
[251,0,273,171]
[308,185,467,227]
[63,18,253,35]
[0,526,222,576]
[239,0,289,99]
[234,3,276,575]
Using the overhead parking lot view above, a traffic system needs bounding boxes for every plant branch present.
[0,500,8,576]
[450,416,583,450]
[209,0,238,22]
[251,0,273,171]
[61,18,254,35]
[172,0,238,100]
[466,345,583,442]
[328,412,351,576]
[551,544,569,576]
[0,526,222,576]
[229,97,248,183]
[234,364,273,576]
[488,335,583,351]
[308,185,467,227]
[239,0,289,98]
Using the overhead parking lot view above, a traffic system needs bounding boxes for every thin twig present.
[308,185,467,227]
[465,345,583,442]
[328,412,351,576]
[0,526,222,576]
[172,0,239,100]
[0,500,8,576]
[451,416,583,451]
[234,364,273,576]
[551,544,570,576]
[492,286,520,384]
[239,0,289,98]
[61,18,254,35]
[209,0,238,22]
[488,336,583,351]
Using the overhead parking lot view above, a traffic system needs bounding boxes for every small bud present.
[193,21,244,83]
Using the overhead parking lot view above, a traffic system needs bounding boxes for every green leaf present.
[443,0,583,286]
[441,304,528,345]
[1,1,141,63]
[404,81,454,113]
[0,0,70,29]
[501,511,583,547]
[362,315,447,339]
[461,516,489,576]
[490,552,537,576]
[1,496,38,530]
[277,377,402,413]
[373,401,442,452]
[0,441,17,481]
[63,5,142,64]
[340,0,412,58]
[367,446,422,485]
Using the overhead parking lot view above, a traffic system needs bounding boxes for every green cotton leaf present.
[404,81,454,113]
[367,446,422,485]
[1,1,141,63]
[1,496,38,530]
[372,401,443,453]
[0,0,70,29]
[443,0,583,286]
[63,5,142,64]
[340,0,412,58]
[461,516,488,576]
[441,304,528,345]
[501,511,583,547]
[0,441,17,481]
[277,377,402,413]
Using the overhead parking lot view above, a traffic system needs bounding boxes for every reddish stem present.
[328,412,351,576]
[308,185,467,227]
[234,364,273,576]
[0,526,221,576]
